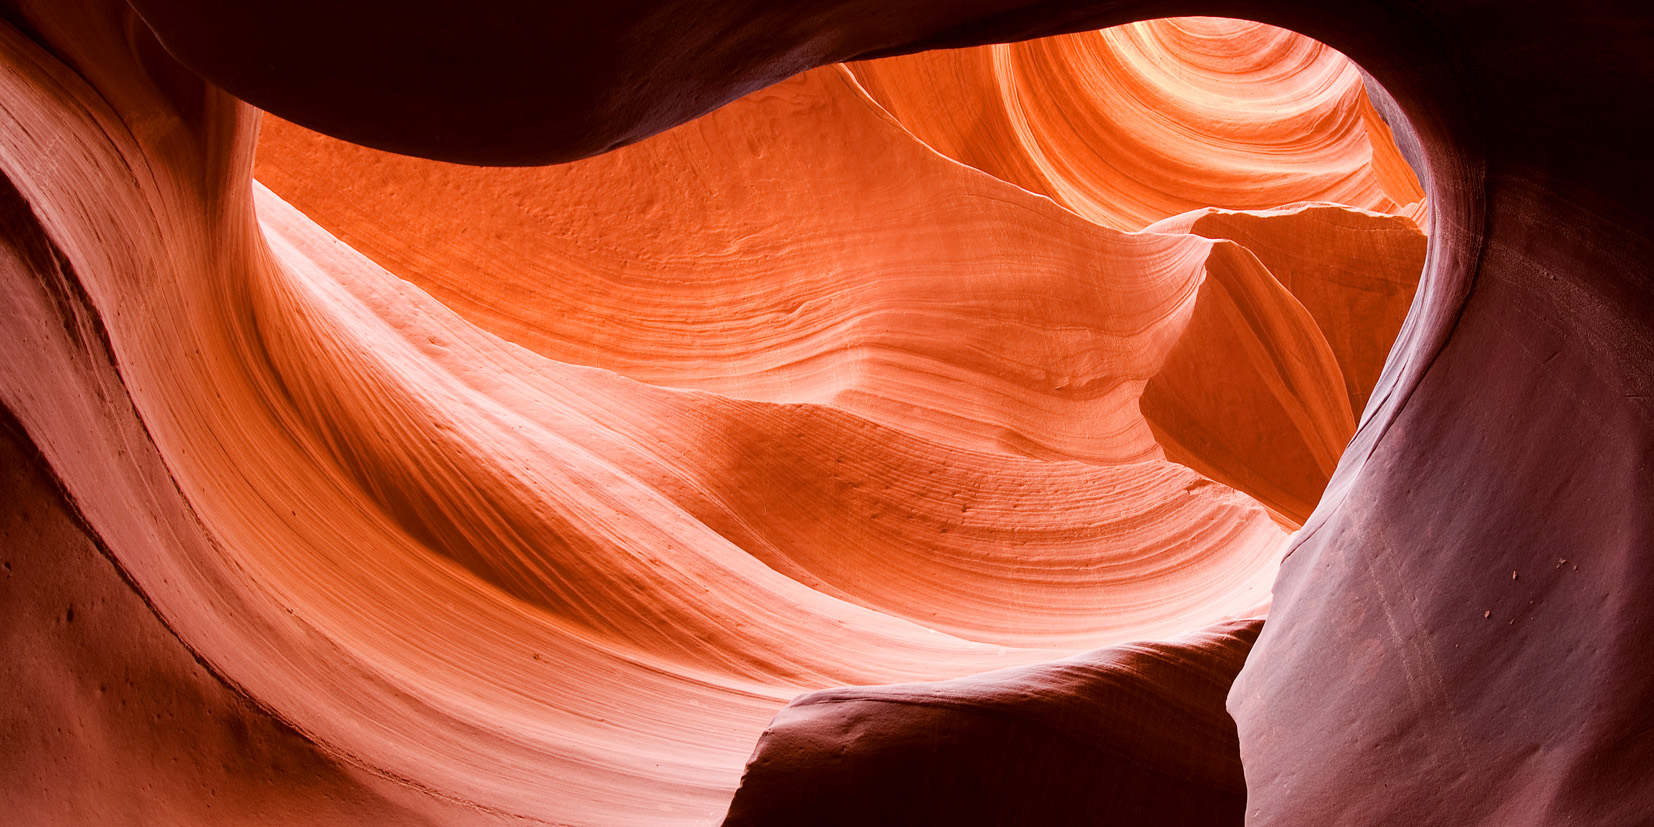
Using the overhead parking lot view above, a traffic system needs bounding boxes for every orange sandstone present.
[16,0,1644,826]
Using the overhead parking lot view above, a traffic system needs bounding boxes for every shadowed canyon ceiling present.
[1,1,1651,825]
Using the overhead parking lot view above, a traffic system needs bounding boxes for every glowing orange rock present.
[12,0,1651,825]
[0,9,1314,824]
[849,18,1421,230]
[1142,203,1426,523]
[1149,203,1428,419]
[255,67,1203,465]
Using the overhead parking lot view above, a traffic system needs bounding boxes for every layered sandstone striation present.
[11,0,1647,825]
[848,18,1424,231]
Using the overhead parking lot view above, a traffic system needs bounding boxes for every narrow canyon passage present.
[2,1,1650,826]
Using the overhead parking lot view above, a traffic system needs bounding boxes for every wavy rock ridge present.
[6,6,1415,824]
[15,1,1646,825]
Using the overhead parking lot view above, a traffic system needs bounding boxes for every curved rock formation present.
[0,395,518,827]
[254,68,1216,466]
[8,0,1650,825]
[723,618,1261,826]
[0,6,1333,823]
[848,18,1421,230]
[1141,203,1424,523]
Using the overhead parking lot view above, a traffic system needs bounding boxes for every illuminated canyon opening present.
[4,2,1652,827]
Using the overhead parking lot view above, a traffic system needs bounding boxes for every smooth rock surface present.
[722,618,1261,827]
[7,0,1651,825]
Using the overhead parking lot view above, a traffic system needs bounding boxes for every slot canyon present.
[0,1,1648,826]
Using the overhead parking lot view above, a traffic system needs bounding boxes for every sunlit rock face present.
[5,0,1650,825]
[848,18,1426,231]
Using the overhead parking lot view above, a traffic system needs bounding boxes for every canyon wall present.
[1,0,1648,825]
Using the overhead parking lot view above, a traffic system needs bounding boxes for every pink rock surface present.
[8,0,1651,824]
[0,386,522,827]
[0,6,1329,823]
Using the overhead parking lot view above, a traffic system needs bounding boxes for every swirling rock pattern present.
[849,18,1422,230]
[0,7,1349,822]
[9,0,1650,825]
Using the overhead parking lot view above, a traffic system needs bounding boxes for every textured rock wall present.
[4,0,1648,825]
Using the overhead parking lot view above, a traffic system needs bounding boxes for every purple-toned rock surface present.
[723,619,1260,826]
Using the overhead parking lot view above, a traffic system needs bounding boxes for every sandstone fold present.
[1147,204,1427,418]
[848,18,1421,231]
[0,6,1342,824]
[14,0,1648,825]
[722,619,1261,826]
[1141,203,1425,523]
[1140,238,1355,525]
[0,384,516,827]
